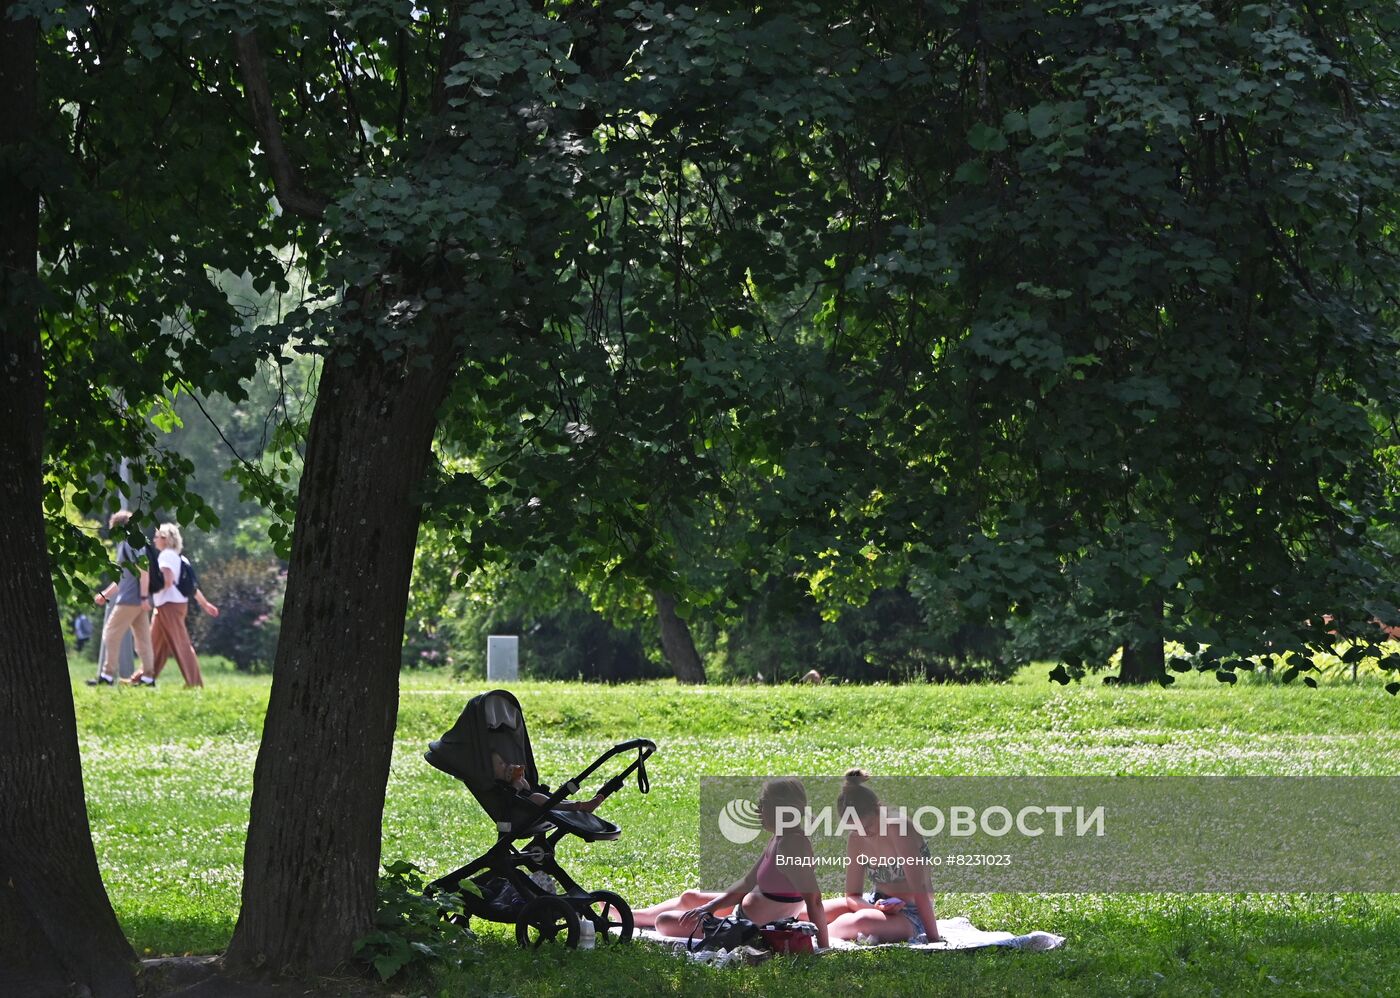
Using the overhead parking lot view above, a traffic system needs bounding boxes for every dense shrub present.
[512,604,663,681]
[406,579,660,680]
[186,556,285,671]
[442,585,665,681]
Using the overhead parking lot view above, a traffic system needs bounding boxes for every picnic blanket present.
[632,916,1064,965]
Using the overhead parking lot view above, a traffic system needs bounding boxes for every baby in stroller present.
[426,689,656,948]
[492,752,605,813]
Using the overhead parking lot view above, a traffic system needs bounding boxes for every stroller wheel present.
[516,895,581,949]
[581,890,634,944]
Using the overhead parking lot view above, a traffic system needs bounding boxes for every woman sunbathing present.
[824,769,941,943]
[633,777,830,947]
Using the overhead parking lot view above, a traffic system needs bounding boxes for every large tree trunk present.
[1117,598,1166,685]
[224,333,458,975]
[0,8,138,995]
[1117,638,1165,684]
[652,589,707,684]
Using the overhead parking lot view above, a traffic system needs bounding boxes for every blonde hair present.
[156,522,184,553]
[837,768,879,817]
[108,510,133,530]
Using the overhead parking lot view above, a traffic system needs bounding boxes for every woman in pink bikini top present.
[632,777,830,947]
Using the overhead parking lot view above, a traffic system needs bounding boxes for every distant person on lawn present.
[73,612,93,654]
[127,522,219,688]
[88,510,155,687]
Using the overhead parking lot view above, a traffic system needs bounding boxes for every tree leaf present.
[967,122,1008,152]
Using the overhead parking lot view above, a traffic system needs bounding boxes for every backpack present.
[148,550,166,594]
[177,557,198,599]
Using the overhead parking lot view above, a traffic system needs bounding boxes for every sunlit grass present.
[71,656,1400,993]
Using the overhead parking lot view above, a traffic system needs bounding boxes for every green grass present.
[71,657,1400,995]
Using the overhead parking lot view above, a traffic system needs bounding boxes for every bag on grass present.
[759,917,818,954]
[686,913,762,953]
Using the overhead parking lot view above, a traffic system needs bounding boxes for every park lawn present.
[71,659,1400,996]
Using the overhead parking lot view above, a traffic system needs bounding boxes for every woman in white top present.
[127,522,218,688]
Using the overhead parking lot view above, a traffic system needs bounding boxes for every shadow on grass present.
[110,899,1400,996]
[121,911,234,958]
[437,903,1400,998]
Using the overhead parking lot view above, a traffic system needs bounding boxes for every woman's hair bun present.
[843,768,869,785]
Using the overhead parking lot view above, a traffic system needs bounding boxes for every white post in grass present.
[487,635,519,682]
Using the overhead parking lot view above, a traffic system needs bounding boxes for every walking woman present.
[128,522,218,688]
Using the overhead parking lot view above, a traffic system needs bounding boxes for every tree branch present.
[233,31,328,221]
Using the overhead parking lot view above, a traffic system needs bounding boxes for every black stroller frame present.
[424,689,656,948]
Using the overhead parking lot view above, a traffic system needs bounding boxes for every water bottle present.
[578,918,596,949]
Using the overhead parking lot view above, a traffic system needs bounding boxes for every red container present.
[760,921,817,954]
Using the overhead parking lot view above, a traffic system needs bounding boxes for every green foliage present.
[783,0,1400,676]
[185,556,285,672]
[405,545,664,679]
[159,348,316,566]
[26,0,1400,696]
[353,860,479,983]
[713,578,1024,684]
[416,0,1400,684]
[409,540,1018,683]
[24,0,288,593]
[463,595,661,682]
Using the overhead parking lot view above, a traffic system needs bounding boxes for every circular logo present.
[718,798,763,844]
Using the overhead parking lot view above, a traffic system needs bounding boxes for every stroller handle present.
[511,738,657,831]
[586,739,656,796]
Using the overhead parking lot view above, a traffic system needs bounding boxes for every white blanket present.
[632,915,1064,964]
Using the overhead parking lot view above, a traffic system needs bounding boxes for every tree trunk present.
[1117,599,1166,685]
[0,9,138,995]
[652,589,707,684]
[1117,638,1165,684]
[224,333,458,975]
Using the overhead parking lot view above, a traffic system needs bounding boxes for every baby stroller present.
[424,689,656,947]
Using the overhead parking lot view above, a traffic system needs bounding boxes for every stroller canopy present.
[427,689,538,824]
